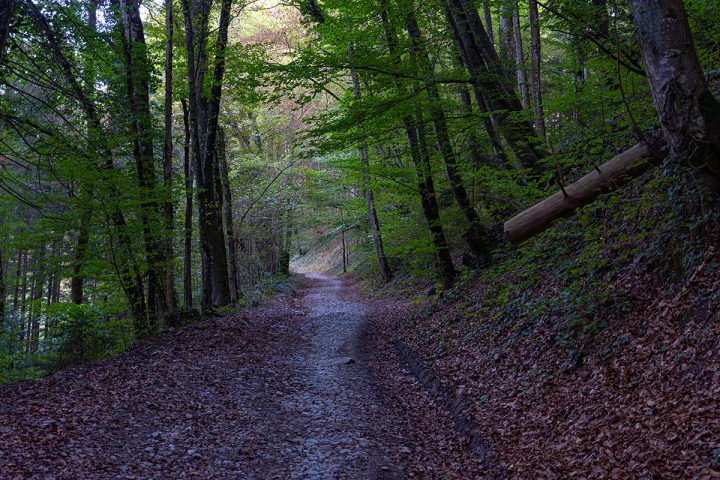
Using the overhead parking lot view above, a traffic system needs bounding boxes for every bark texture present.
[628,0,720,185]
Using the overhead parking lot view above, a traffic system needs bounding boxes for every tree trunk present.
[528,0,546,138]
[70,225,88,304]
[405,4,492,264]
[413,105,457,283]
[0,245,5,324]
[498,2,515,76]
[181,98,194,308]
[180,0,233,310]
[504,134,665,243]
[116,0,167,327]
[163,0,176,313]
[219,127,240,302]
[340,209,347,274]
[628,0,720,190]
[348,43,392,282]
[70,0,98,307]
[381,4,456,284]
[27,0,149,330]
[0,0,12,62]
[445,0,546,171]
[482,0,494,46]
[512,5,530,110]
[12,248,22,310]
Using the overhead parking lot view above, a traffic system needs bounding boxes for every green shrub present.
[46,303,132,369]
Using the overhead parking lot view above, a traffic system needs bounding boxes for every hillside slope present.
[373,175,720,477]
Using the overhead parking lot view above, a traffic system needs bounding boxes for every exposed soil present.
[0,273,483,479]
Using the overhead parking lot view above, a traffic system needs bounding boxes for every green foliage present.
[47,303,133,369]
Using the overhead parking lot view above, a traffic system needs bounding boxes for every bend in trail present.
[0,273,479,479]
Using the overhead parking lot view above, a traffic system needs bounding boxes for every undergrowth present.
[379,166,719,356]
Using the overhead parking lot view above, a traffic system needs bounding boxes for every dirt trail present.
[0,273,415,479]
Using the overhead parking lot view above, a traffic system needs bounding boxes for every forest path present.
[0,273,411,479]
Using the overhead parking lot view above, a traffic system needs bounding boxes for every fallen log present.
[504,134,665,244]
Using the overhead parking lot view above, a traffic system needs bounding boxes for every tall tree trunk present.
[0,0,12,63]
[405,4,492,264]
[512,5,530,110]
[116,0,168,328]
[163,0,176,313]
[498,2,515,76]
[70,0,98,307]
[482,0,494,46]
[27,0,149,330]
[348,43,392,282]
[628,0,720,192]
[445,0,546,171]
[381,4,456,284]
[181,98,194,308]
[180,0,233,310]
[70,226,88,304]
[219,127,240,302]
[0,245,5,324]
[412,105,457,283]
[180,0,212,310]
[528,0,546,138]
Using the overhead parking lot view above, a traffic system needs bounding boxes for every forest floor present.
[0,273,482,479]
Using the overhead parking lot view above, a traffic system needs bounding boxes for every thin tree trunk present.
[445,0,546,171]
[219,127,240,302]
[27,0,149,330]
[0,246,5,324]
[381,4,456,284]
[528,0,546,138]
[405,4,492,263]
[181,98,194,308]
[340,209,347,274]
[498,2,515,76]
[70,0,98,307]
[348,43,392,282]
[12,248,22,310]
[163,0,176,313]
[483,0,494,45]
[29,249,44,354]
[512,5,530,110]
[70,224,88,304]
[628,0,720,191]
[117,0,167,328]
